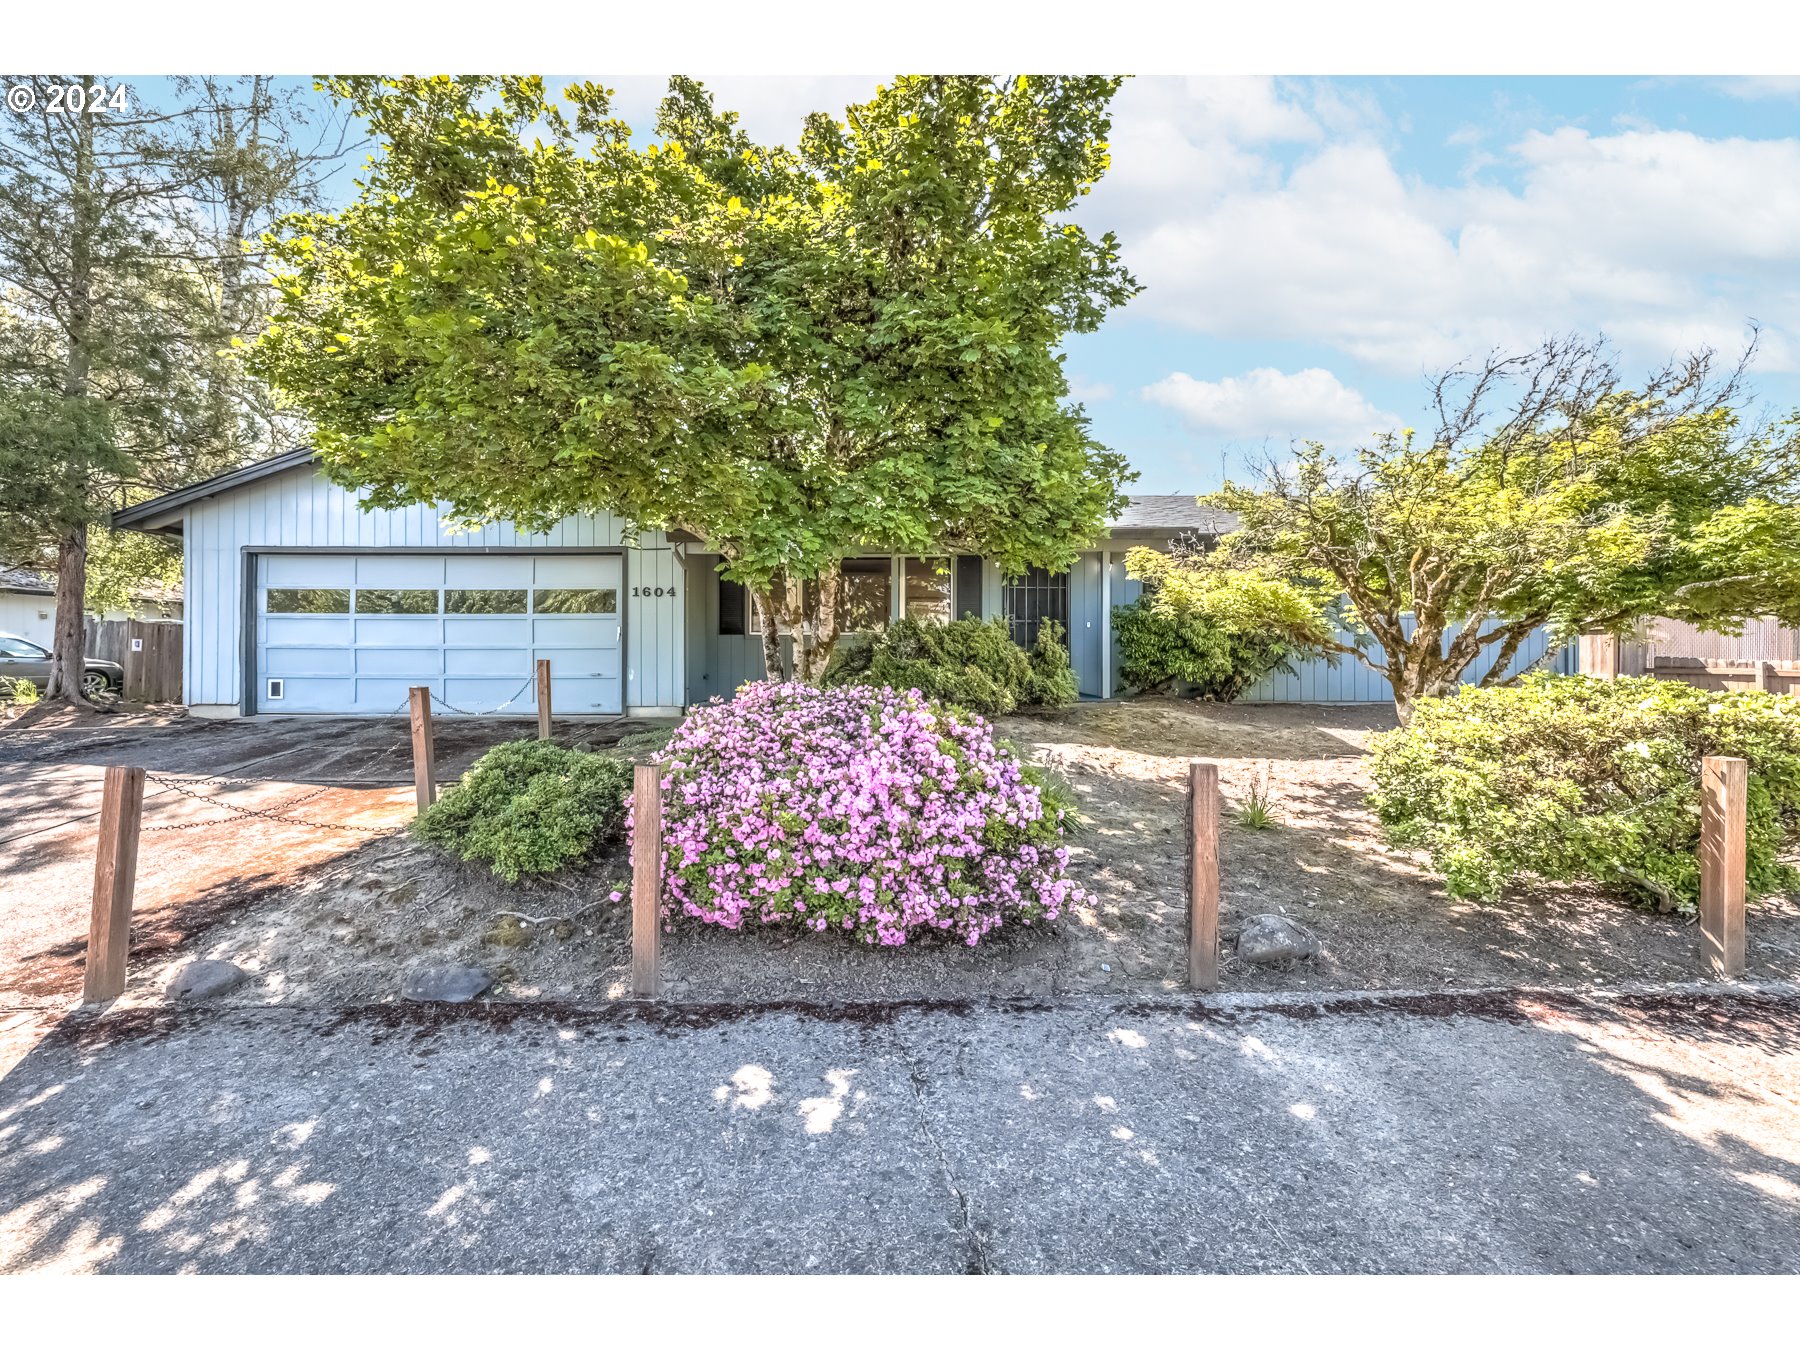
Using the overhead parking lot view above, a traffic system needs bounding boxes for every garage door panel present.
[265,555,354,586]
[445,677,537,709]
[531,556,610,585]
[531,616,619,645]
[445,555,532,585]
[265,616,352,646]
[354,616,443,646]
[550,677,618,709]
[264,647,355,677]
[444,616,530,646]
[356,648,443,677]
[355,555,444,587]
[445,648,530,677]
[537,648,621,680]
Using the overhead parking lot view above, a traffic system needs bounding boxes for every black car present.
[0,632,124,698]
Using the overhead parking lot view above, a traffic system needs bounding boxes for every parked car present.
[0,632,123,698]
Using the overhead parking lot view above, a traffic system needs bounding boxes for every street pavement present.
[1,987,1796,1273]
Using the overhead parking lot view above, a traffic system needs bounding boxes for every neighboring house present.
[0,565,183,649]
[114,451,1229,718]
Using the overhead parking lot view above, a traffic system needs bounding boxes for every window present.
[1001,566,1069,648]
[955,555,983,620]
[745,561,892,635]
[718,578,747,636]
[266,588,349,614]
[904,557,951,625]
[357,588,438,615]
[841,558,892,632]
[534,587,617,615]
[0,636,47,659]
[446,588,527,615]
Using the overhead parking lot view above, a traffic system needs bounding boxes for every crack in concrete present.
[892,1028,993,1274]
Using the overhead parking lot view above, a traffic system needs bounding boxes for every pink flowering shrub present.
[631,681,1084,946]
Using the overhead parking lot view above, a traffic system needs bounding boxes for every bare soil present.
[5,698,1796,1009]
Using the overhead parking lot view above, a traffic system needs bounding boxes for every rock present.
[401,965,492,1003]
[1235,913,1322,965]
[169,959,251,1001]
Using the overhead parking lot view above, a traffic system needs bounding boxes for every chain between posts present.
[142,773,398,834]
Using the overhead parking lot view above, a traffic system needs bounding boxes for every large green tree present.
[1206,337,1800,719]
[0,76,344,702]
[250,75,1137,679]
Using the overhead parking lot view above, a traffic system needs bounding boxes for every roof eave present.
[111,447,321,535]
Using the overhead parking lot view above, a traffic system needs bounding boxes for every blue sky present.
[223,74,1800,494]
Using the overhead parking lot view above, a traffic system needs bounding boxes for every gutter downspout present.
[1100,549,1113,700]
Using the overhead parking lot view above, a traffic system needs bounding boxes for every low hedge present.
[412,739,633,882]
[821,615,1078,716]
[1367,675,1800,907]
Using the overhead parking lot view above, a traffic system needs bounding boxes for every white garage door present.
[256,554,623,715]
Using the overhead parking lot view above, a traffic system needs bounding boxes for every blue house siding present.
[1239,617,1574,703]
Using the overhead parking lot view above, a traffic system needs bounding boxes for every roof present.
[111,449,1239,544]
[112,447,319,533]
[1107,495,1237,537]
[0,565,54,596]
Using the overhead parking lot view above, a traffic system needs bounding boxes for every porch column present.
[1100,550,1113,699]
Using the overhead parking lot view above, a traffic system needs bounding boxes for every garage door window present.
[267,588,349,614]
[447,588,527,614]
[358,588,439,615]
[533,587,617,615]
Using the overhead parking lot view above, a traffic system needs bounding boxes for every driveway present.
[0,710,653,1001]
[2,987,1796,1273]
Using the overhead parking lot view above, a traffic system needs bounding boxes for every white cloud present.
[600,74,883,149]
[1089,78,1800,374]
[1069,376,1115,403]
[1716,77,1800,101]
[1143,367,1399,444]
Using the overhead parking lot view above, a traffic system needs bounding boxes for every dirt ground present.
[3,697,1796,1008]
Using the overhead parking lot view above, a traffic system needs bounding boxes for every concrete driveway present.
[2,987,1796,1273]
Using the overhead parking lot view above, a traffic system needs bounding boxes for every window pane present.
[534,587,617,615]
[905,557,951,625]
[357,588,439,615]
[955,556,983,620]
[446,588,526,615]
[841,558,892,632]
[0,638,46,658]
[266,588,349,614]
[718,578,747,636]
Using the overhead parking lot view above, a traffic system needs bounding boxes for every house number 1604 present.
[632,586,674,598]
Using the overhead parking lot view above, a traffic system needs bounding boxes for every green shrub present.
[1367,675,1800,908]
[1114,547,1336,702]
[412,739,633,882]
[822,616,1077,715]
[1113,597,1297,701]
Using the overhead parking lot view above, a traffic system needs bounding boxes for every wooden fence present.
[84,618,182,704]
[1577,632,1800,696]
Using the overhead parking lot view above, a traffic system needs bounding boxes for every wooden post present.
[1188,760,1220,991]
[409,686,436,812]
[631,763,663,998]
[1699,755,1747,979]
[536,658,552,741]
[83,765,145,1003]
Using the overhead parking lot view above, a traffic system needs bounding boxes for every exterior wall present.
[0,592,55,647]
[182,463,684,715]
[1240,617,1574,703]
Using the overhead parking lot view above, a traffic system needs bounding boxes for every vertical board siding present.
[184,463,683,711]
[1237,616,1571,704]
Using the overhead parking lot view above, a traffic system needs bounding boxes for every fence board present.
[84,619,182,703]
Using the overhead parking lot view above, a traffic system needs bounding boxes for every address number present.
[632,586,674,598]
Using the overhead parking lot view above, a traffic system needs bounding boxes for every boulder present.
[169,959,251,1001]
[1235,913,1322,965]
[401,965,492,1003]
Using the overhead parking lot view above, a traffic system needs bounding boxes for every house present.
[0,564,183,649]
[113,451,1228,718]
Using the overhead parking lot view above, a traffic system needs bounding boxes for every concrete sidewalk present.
[2,988,1796,1273]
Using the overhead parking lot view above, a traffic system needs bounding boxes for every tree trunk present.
[794,562,842,683]
[750,586,787,681]
[46,91,99,708]
[750,561,846,685]
[44,526,93,703]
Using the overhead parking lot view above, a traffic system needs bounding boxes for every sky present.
[232,74,1800,495]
